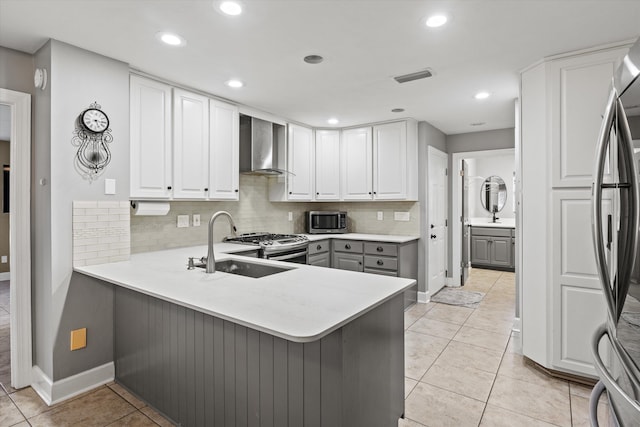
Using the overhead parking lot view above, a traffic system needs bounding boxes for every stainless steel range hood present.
[239,114,290,175]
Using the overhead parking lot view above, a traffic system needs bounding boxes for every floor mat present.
[431,287,485,308]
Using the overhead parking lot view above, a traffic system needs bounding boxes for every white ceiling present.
[1,0,639,135]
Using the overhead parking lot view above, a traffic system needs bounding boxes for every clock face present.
[81,108,109,133]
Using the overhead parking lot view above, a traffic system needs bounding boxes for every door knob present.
[430,234,436,239]
[430,224,435,229]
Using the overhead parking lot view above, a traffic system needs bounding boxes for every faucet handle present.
[187,257,195,270]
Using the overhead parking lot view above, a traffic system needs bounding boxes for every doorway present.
[427,146,448,298]
[0,88,32,390]
[452,149,516,286]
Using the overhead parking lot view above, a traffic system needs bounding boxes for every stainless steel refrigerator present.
[591,37,640,426]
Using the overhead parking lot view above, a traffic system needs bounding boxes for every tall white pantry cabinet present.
[520,42,630,377]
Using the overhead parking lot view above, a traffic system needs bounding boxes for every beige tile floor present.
[401,268,611,427]
[0,270,611,427]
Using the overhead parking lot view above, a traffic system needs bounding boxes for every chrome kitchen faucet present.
[206,211,238,273]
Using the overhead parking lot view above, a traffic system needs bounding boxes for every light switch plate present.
[193,214,200,227]
[104,178,116,195]
[377,211,384,220]
[177,215,190,228]
[394,211,410,221]
[0,256,6,263]
[288,212,293,221]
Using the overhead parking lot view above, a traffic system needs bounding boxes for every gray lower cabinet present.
[470,227,515,271]
[308,240,331,268]
[331,239,418,308]
[114,286,404,427]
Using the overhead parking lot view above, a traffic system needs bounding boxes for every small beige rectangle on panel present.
[70,328,87,351]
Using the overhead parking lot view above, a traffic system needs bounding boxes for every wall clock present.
[72,102,113,180]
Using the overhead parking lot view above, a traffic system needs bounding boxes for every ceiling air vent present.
[393,68,433,84]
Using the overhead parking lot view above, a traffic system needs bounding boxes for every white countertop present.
[304,233,420,243]
[74,244,415,343]
[468,218,516,228]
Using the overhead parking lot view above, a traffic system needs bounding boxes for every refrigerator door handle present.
[591,324,640,417]
[592,88,619,320]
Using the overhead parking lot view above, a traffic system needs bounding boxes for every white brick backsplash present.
[73,200,130,267]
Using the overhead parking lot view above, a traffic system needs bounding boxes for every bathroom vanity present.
[470,224,515,271]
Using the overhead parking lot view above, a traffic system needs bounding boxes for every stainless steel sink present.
[197,259,293,278]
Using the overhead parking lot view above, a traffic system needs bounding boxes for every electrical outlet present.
[0,256,6,263]
[193,214,201,227]
[377,211,383,220]
[177,215,190,228]
[288,212,293,221]
[394,211,410,221]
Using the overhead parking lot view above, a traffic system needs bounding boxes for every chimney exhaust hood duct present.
[239,114,290,176]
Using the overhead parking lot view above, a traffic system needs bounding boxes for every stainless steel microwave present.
[306,211,347,234]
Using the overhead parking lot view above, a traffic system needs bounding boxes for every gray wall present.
[417,121,447,293]
[445,128,515,279]
[31,40,130,381]
[0,46,34,94]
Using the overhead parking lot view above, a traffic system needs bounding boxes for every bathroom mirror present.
[480,175,507,214]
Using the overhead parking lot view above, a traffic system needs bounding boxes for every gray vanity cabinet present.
[470,227,515,271]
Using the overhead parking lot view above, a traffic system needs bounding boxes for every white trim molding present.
[31,363,115,406]
[417,291,430,303]
[0,88,32,389]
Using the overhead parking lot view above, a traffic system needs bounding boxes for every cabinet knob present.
[317,245,322,250]
[345,244,351,250]
[430,224,435,229]
[289,191,292,195]
[358,261,362,265]
[376,246,383,252]
[204,188,208,192]
[368,192,372,195]
[235,189,239,192]
[373,191,377,195]
[376,260,384,266]
[167,186,172,190]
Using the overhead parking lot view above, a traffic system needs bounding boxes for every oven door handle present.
[268,251,307,261]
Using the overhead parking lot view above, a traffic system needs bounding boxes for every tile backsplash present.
[130,175,420,254]
[73,201,131,266]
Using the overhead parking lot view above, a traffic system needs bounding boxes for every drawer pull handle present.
[377,260,384,266]
[345,244,351,250]
[376,246,383,252]
[430,234,436,239]
[317,245,322,250]
[167,186,172,190]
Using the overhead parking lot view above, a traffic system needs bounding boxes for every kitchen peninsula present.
[75,243,414,427]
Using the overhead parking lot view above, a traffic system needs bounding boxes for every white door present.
[315,130,340,200]
[130,76,172,198]
[173,88,209,199]
[208,99,239,200]
[373,121,407,200]
[287,124,314,200]
[341,127,372,200]
[428,147,448,297]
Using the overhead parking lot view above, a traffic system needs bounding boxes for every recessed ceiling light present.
[474,91,490,100]
[327,118,339,125]
[391,108,405,113]
[156,32,186,47]
[426,15,447,28]
[219,1,242,16]
[304,55,324,64]
[226,79,244,88]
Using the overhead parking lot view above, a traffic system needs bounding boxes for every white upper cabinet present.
[172,88,210,199]
[208,99,239,200]
[550,47,626,187]
[130,76,172,198]
[373,121,407,200]
[314,130,341,200]
[287,124,314,200]
[341,127,373,200]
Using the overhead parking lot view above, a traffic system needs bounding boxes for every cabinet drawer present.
[364,255,398,271]
[308,240,330,255]
[364,242,398,256]
[471,227,512,237]
[332,253,364,272]
[333,240,363,253]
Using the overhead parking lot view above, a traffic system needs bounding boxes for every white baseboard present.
[417,291,430,303]
[511,317,522,354]
[32,362,114,405]
[0,272,9,281]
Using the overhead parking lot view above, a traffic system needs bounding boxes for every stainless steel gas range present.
[225,232,309,264]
